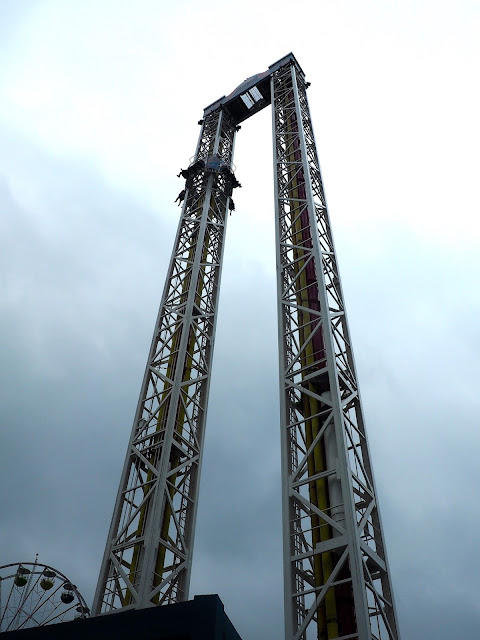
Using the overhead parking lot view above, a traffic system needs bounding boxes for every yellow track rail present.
[127,165,218,605]
[285,98,339,640]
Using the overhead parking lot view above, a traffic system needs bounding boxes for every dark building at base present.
[5,594,243,640]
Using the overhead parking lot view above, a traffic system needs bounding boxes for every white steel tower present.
[93,54,401,640]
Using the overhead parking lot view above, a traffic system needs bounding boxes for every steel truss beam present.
[93,53,400,640]
[272,61,401,640]
[93,109,237,614]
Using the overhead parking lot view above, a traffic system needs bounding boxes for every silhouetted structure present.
[5,595,242,640]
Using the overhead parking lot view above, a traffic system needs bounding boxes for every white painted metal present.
[93,52,401,640]
[271,59,401,640]
[93,109,237,614]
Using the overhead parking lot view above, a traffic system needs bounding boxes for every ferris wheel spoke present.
[0,562,89,632]
[17,558,39,615]
[15,579,64,631]
[5,599,37,633]
[11,569,44,629]
[4,568,36,631]
[0,568,19,630]
[40,601,77,626]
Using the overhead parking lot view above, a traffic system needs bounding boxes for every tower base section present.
[5,595,243,640]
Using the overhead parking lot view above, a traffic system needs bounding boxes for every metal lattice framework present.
[93,109,236,612]
[272,62,400,640]
[93,54,401,640]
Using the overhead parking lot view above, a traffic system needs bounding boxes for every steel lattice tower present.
[93,54,401,640]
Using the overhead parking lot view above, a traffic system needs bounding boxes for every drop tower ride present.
[93,54,401,640]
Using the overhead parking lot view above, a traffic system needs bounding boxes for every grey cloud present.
[2,7,480,633]
[0,128,172,602]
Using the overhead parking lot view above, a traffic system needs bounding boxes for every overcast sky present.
[1,1,479,638]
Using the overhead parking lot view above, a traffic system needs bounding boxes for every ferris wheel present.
[0,560,90,632]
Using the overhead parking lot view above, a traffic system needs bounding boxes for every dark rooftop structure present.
[4,595,243,640]
[203,52,304,123]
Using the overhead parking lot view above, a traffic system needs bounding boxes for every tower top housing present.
[203,53,305,123]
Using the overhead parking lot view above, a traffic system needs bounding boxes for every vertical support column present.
[93,108,237,614]
[272,61,401,640]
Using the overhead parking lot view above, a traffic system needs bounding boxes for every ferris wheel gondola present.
[0,560,89,632]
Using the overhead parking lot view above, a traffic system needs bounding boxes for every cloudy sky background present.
[1,1,479,638]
